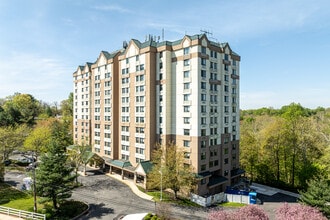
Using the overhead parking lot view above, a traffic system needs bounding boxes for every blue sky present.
[0,0,329,109]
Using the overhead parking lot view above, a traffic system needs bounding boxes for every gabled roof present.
[139,161,153,174]
[110,159,132,168]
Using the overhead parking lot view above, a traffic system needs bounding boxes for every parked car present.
[19,157,34,164]
[117,213,149,220]
[3,160,11,166]
[26,162,39,171]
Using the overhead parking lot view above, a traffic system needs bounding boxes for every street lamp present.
[159,170,162,201]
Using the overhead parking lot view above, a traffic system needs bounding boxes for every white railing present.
[0,206,46,220]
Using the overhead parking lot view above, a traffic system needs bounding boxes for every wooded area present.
[240,103,330,191]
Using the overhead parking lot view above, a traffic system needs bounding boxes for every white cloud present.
[0,53,72,103]
[93,4,131,13]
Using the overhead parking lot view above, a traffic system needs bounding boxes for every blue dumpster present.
[249,191,257,204]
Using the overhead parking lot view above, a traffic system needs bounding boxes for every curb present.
[70,201,90,220]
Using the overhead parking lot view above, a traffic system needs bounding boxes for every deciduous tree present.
[208,205,269,220]
[67,144,94,182]
[0,125,30,161]
[147,142,196,198]
[276,202,327,220]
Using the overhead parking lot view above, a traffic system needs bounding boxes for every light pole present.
[159,170,162,201]
[33,150,37,213]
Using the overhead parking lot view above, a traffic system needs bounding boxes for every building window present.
[184,117,190,124]
[184,94,190,101]
[136,74,145,82]
[201,94,206,101]
[201,46,206,54]
[184,71,190,78]
[201,117,206,125]
[184,47,190,55]
[201,70,206,78]
[224,158,229,164]
[184,83,190,90]
[184,129,190,136]
[184,59,190,66]
[201,82,206,89]
[201,140,206,148]
[201,129,206,136]
[201,105,206,113]
[184,152,190,159]
[201,152,206,160]
[183,140,190,147]
[184,106,190,112]
[201,58,206,66]
[224,148,229,154]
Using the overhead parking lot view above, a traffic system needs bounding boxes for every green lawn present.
[219,202,246,207]
[0,182,30,202]
[0,182,87,219]
[146,190,202,207]
[3,197,35,211]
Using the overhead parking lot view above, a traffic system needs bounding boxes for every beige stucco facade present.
[73,34,242,196]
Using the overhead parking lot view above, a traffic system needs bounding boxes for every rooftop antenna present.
[200,29,213,37]
[162,28,164,41]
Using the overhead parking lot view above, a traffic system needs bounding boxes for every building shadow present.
[258,192,298,203]
[79,202,114,219]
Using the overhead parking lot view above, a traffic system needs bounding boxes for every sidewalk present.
[105,173,154,201]
[0,213,23,220]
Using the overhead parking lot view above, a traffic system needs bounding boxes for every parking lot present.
[4,167,299,220]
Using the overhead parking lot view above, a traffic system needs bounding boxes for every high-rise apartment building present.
[73,34,243,196]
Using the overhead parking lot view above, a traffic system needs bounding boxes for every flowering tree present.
[208,205,269,220]
[276,203,327,220]
[208,208,235,220]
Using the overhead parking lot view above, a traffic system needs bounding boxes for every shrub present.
[0,198,10,205]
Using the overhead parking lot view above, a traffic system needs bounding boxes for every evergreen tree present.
[299,178,330,217]
[36,139,76,210]
[0,156,4,182]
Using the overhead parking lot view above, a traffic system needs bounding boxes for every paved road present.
[4,169,299,220]
[72,169,208,220]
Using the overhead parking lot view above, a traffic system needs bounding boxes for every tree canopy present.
[147,143,196,198]
[240,103,329,190]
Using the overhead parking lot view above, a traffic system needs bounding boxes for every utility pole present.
[33,150,37,212]
[159,170,163,201]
